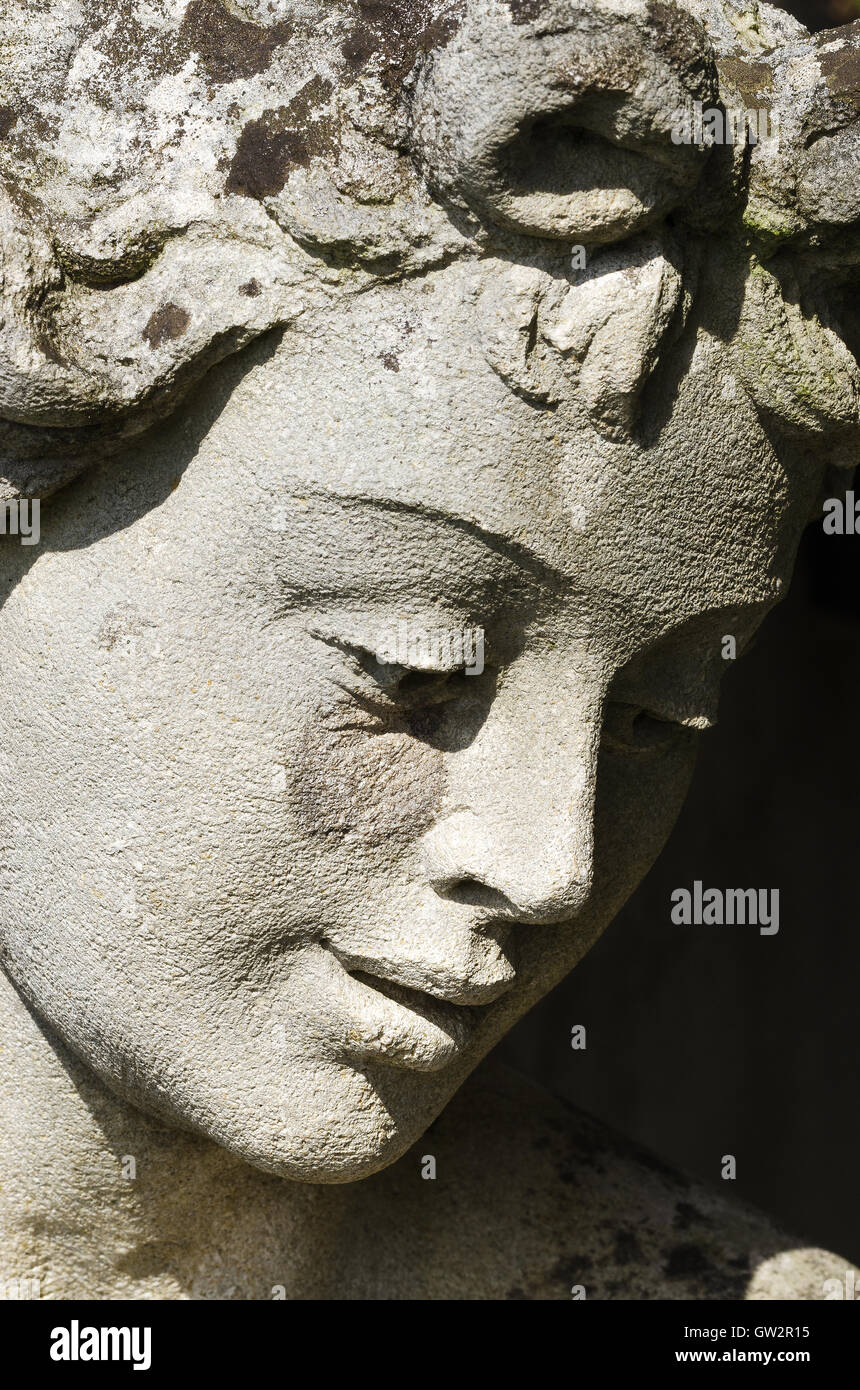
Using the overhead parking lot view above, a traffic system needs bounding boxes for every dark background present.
[501,0,860,1265]
[778,0,859,27]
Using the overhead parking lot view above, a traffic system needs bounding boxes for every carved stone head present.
[0,0,857,1179]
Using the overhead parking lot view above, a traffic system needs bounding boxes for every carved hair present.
[0,0,858,500]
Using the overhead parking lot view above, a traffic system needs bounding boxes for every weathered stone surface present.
[0,0,858,1299]
[0,1,858,488]
[2,966,853,1299]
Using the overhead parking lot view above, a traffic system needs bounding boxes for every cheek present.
[287,717,445,849]
[593,742,700,897]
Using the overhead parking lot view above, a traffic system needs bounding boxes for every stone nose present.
[418,665,600,926]
[420,804,593,926]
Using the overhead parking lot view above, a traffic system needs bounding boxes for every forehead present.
[207,260,793,628]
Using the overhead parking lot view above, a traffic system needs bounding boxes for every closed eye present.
[310,629,484,720]
[602,701,712,754]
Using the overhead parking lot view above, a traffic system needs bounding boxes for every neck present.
[0,968,352,1299]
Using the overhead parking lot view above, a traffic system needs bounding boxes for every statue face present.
[0,257,807,1180]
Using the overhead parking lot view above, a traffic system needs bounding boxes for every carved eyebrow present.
[298,486,567,591]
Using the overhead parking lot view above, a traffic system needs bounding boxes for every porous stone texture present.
[2,971,855,1299]
[1,0,859,487]
[0,0,859,1298]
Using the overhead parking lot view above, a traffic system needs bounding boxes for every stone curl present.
[0,0,858,500]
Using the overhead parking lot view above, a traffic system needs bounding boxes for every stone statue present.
[0,0,858,1299]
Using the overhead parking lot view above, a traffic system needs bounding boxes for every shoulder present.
[355,1061,856,1300]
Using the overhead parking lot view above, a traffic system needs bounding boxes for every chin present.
[143,1055,461,1185]
[205,1112,428,1186]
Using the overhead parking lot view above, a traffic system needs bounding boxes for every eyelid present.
[309,631,475,729]
[643,709,717,732]
[308,625,484,675]
[609,692,718,729]
[679,713,716,732]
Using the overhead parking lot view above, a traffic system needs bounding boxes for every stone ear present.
[542,232,687,440]
[472,228,687,439]
[408,0,716,244]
